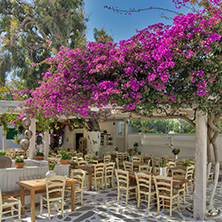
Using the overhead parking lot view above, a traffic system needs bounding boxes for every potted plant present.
[159,156,168,176]
[0,150,12,168]
[95,151,99,157]
[128,148,136,161]
[88,159,93,167]
[183,160,190,167]
[34,151,44,160]
[60,150,71,164]
[172,148,181,159]
[114,146,118,153]
[103,130,107,135]
[14,156,25,168]
[46,158,57,177]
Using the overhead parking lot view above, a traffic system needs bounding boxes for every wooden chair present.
[171,168,186,204]
[66,169,86,205]
[185,165,195,193]
[104,162,115,188]
[123,161,133,171]
[153,175,180,217]
[122,152,129,161]
[93,163,105,190]
[78,160,87,166]
[84,154,91,162]
[0,188,21,222]
[133,155,142,162]
[115,157,119,169]
[167,161,176,176]
[135,172,156,210]
[139,165,152,173]
[104,154,111,164]
[40,175,66,220]
[115,169,136,204]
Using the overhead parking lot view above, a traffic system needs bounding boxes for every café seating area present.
[0,151,220,222]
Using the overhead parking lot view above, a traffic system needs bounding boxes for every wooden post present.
[194,110,207,220]
[29,118,36,159]
[2,130,7,151]
[124,120,128,152]
[44,130,49,159]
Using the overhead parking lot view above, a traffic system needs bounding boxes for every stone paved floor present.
[2,181,222,222]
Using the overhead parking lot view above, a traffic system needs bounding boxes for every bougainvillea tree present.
[22,0,221,162]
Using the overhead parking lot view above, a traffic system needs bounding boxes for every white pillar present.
[194,111,207,220]
[2,130,7,151]
[44,130,49,159]
[29,118,36,159]
[124,120,128,152]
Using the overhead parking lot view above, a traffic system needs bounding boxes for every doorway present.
[76,133,84,150]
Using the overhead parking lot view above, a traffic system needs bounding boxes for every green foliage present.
[14,156,24,163]
[36,152,44,156]
[183,160,190,167]
[12,134,21,146]
[131,119,195,134]
[0,0,87,89]
[0,113,22,131]
[159,156,168,168]
[93,27,113,44]
[60,150,71,160]
[0,151,6,156]
[172,148,180,155]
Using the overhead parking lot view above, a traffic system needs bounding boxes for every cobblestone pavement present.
[2,181,222,222]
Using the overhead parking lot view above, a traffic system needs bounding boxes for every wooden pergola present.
[0,100,207,220]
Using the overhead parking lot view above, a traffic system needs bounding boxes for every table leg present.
[20,187,25,215]
[30,189,35,222]
[89,171,92,191]
[71,184,75,211]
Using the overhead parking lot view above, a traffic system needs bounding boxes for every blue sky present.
[84,0,191,43]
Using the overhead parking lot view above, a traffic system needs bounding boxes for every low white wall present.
[0,160,70,192]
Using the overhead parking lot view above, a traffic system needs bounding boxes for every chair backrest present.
[115,158,119,169]
[92,160,98,164]
[135,172,152,194]
[70,169,86,188]
[117,153,122,161]
[104,155,111,163]
[133,155,142,162]
[123,161,133,171]
[171,168,186,178]
[76,152,83,158]
[84,154,91,162]
[167,161,176,168]
[72,156,78,161]
[139,165,152,173]
[122,152,129,161]
[153,175,173,197]
[78,160,88,166]
[105,162,115,175]
[46,175,66,200]
[186,165,195,180]
[115,169,129,189]
[94,163,105,177]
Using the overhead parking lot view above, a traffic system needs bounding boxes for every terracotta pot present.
[14,162,25,168]
[60,159,69,165]
[34,156,44,160]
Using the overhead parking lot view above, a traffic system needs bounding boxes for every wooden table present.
[119,161,147,169]
[74,165,94,191]
[17,178,78,222]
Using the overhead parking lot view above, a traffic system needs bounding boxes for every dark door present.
[76,133,84,150]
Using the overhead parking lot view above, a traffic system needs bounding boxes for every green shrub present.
[0,151,6,156]
[15,156,24,163]
[60,150,71,160]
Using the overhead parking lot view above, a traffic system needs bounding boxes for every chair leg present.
[94,178,97,191]
[117,186,120,202]
[81,191,83,205]
[105,176,107,189]
[177,196,180,212]
[18,200,21,222]
[47,201,51,220]
[11,206,14,216]
[137,192,140,208]
[61,202,64,218]
[126,190,129,205]
[40,197,43,216]
[170,199,172,217]
[148,194,151,211]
